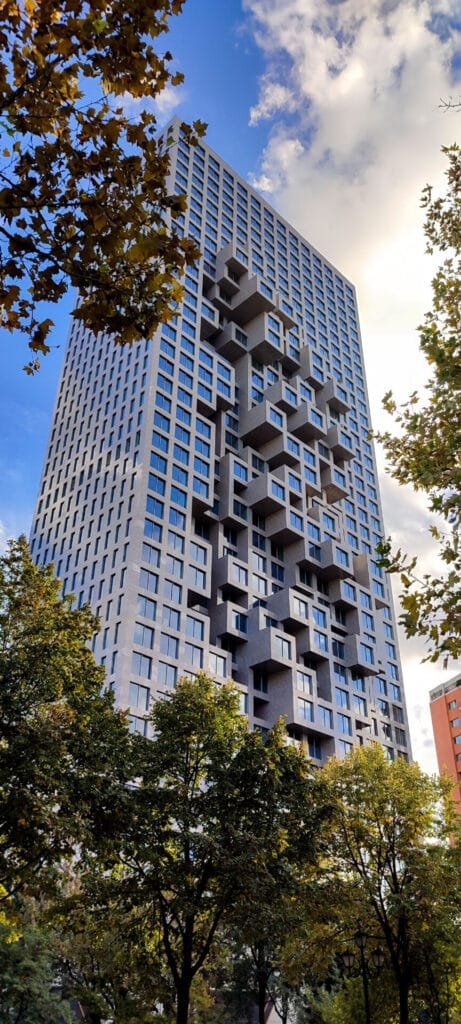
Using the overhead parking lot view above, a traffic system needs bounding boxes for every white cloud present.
[243,0,461,771]
[249,77,296,124]
[0,521,8,555]
[120,83,185,125]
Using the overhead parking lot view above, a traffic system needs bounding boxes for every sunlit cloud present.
[243,0,461,770]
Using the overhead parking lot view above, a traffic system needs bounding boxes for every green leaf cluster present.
[374,145,461,665]
[0,0,206,370]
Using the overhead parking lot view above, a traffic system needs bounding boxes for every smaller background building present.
[430,673,461,811]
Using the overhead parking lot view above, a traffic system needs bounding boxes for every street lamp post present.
[339,929,385,1024]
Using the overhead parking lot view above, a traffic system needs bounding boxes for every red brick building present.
[430,673,461,812]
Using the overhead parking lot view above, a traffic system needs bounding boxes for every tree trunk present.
[258,969,267,1024]
[399,980,410,1024]
[176,983,190,1024]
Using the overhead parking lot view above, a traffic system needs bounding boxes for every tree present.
[323,745,461,1024]
[375,144,461,665]
[78,675,320,1024]
[0,536,133,899]
[0,918,73,1024]
[0,0,205,372]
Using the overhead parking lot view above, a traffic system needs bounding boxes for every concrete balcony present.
[230,275,276,325]
[327,424,354,461]
[317,379,350,414]
[213,554,249,598]
[266,586,310,631]
[247,626,294,671]
[214,321,248,361]
[264,380,300,415]
[302,464,322,498]
[216,240,248,278]
[244,311,284,362]
[291,537,322,572]
[288,402,326,442]
[262,432,301,470]
[297,626,330,664]
[245,473,287,516]
[345,635,378,676]
[240,402,286,446]
[298,348,325,390]
[200,299,219,339]
[330,578,358,608]
[218,492,248,531]
[212,602,249,645]
[321,465,348,503]
[318,539,352,581]
[275,293,297,329]
[281,339,301,375]
[266,506,305,545]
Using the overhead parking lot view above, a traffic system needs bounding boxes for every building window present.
[158,662,177,688]
[131,651,152,679]
[275,635,291,659]
[298,698,314,722]
[129,681,150,711]
[185,643,203,668]
[209,653,227,678]
[129,715,148,736]
[133,622,154,648]
[160,634,179,659]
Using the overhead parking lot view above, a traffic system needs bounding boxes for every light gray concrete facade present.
[30,118,411,763]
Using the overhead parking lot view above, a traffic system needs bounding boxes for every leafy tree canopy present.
[375,144,461,665]
[0,536,133,899]
[0,0,205,371]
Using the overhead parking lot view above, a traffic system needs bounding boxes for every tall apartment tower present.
[30,119,411,763]
[430,674,461,809]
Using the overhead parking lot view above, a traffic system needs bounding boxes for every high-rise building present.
[30,118,410,763]
[430,674,461,809]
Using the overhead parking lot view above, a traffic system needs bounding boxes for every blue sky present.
[1,0,460,767]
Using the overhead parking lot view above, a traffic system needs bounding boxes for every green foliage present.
[72,675,323,1024]
[375,144,461,665]
[323,745,461,1024]
[0,536,133,899]
[0,0,206,371]
[0,919,73,1024]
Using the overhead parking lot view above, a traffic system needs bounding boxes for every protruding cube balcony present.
[321,465,348,503]
[244,311,284,362]
[200,299,219,339]
[345,635,378,676]
[318,540,352,581]
[264,381,300,415]
[216,240,248,278]
[298,348,325,390]
[281,339,301,375]
[262,433,301,470]
[230,275,276,325]
[275,293,296,329]
[214,321,248,361]
[266,507,305,545]
[247,627,294,671]
[291,537,322,572]
[213,555,248,599]
[297,626,330,664]
[288,402,326,442]
[212,602,249,645]
[240,402,286,446]
[206,283,233,318]
[266,587,310,632]
[245,474,287,516]
[327,425,354,461]
[317,379,350,414]
[219,493,248,531]
[330,578,358,608]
